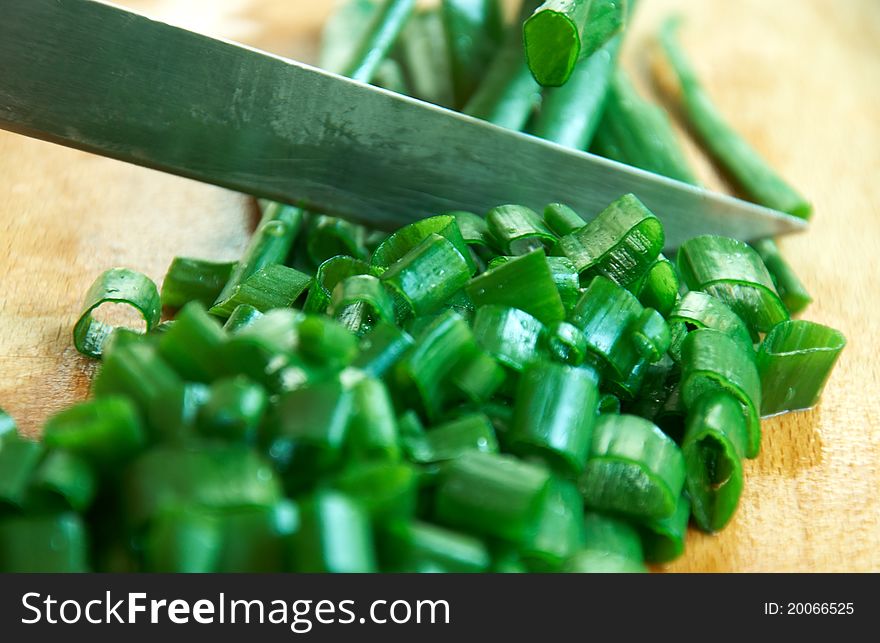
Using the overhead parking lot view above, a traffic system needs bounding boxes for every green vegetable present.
[291,491,377,572]
[677,235,788,336]
[628,254,679,317]
[157,302,226,383]
[73,268,161,358]
[398,7,455,106]
[28,451,96,513]
[659,18,811,218]
[543,202,586,237]
[523,479,584,570]
[472,305,545,372]
[579,414,685,519]
[304,255,372,314]
[487,204,557,255]
[441,0,504,106]
[565,511,646,572]
[197,377,268,443]
[0,513,89,572]
[403,413,498,463]
[380,520,490,572]
[341,0,418,84]
[161,258,235,310]
[638,492,689,563]
[305,215,369,266]
[0,432,44,509]
[592,68,699,184]
[682,392,746,532]
[667,291,753,360]
[210,264,312,319]
[756,320,846,415]
[753,239,812,314]
[329,274,396,334]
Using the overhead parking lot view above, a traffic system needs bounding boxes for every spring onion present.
[398,7,455,106]
[756,320,846,415]
[403,412,498,463]
[0,432,44,509]
[161,257,236,310]
[341,0,417,84]
[380,520,490,572]
[667,291,753,360]
[196,376,268,444]
[753,239,812,315]
[210,263,312,319]
[472,305,545,372]
[441,0,503,106]
[638,491,689,563]
[303,255,372,314]
[0,513,89,572]
[565,511,646,573]
[291,490,377,572]
[523,479,584,570]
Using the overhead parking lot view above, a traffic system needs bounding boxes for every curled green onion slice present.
[543,202,586,237]
[683,391,747,532]
[353,321,415,378]
[306,214,369,265]
[223,304,263,333]
[329,274,396,335]
[628,254,679,317]
[558,193,664,287]
[677,235,788,336]
[346,376,401,463]
[303,255,372,315]
[371,214,476,274]
[468,249,565,325]
[756,320,846,415]
[579,413,686,519]
[680,328,762,458]
[450,210,495,249]
[753,239,812,315]
[161,257,236,310]
[668,291,753,360]
[210,264,312,319]
[638,492,690,563]
[73,268,161,358]
[472,305,545,372]
[488,254,579,313]
[486,204,557,255]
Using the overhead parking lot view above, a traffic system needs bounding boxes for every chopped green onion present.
[543,202,586,237]
[332,462,417,523]
[353,321,415,378]
[403,412,498,463]
[0,513,88,572]
[638,491,690,563]
[677,235,788,336]
[320,0,382,74]
[210,264,312,319]
[341,0,417,84]
[223,304,263,333]
[486,204,556,255]
[28,450,96,513]
[450,210,495,249]
[372,214,476,274]
[668,291,753,359]
[509,361,600,475]
[579,413,685,519]
[196,376,268,444]
[346,376,401,462]
[304,255,372,314]
[73,268,161,358]
[489,254,580,313]
[441,0,504,106]
[468,249,565,325]
[305,214,369,266]
[680,328,762,458]
[598,392,621,415]
[756,320,846,415]
[558,193,664,287]
[398,7,455,106]
[472,305,545,372]
[659,18,811,218]
[434,451,552,543]
[753,239,812,314]
[157,302,226,383]
[565,511,646,573]
[628,254,679,317]
[0,433,44,509]
[543,320,589,365]
[450,349,507,403]
[291,490,377,572]
[142,507,221,573]
[523,479,584,570]
[329,274,396,335]
[161,257,235,310]
[683,391,747,532]
[380,520,490,572]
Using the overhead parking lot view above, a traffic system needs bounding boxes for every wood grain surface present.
[1,0,878,571]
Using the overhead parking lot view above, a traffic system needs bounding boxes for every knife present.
[0,0,806,248]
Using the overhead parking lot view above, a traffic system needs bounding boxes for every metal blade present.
[0,0,806,248]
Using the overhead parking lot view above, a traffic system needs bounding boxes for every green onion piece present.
[468,249,565,325]
[0,433,43,509]
[210,264,312,319]
[196,376,267,443]
[157,302,226,383]
[523,0,594,87]
[543,202,586,237]
[592,69,699,184]
[380,520,490,572]
[346,376,401,462]
[341,0,417,83]
[353,321,415,378]
[441,0,504,106]
[628,254,679,317]
[161,257,235,310]
[305,214,369,266]
[73,268,161,359]
[304,255,372,315]
[27,450,96,513]
[565,511,646,573]
[450,210,494,249]
[298,315,360,373]
[381,233,472,318]
[598,392,621,414]
[221,309,302,389]
[214,201,304,306]
[329,274,396,335]
[0,513,88,572]
[450,349,507,403]
[223,304,263,333]
[579,413,685,519]
[580,0,627,60]
[756,320,846,415]
[489,254,580,313]
[543,320,588,365]
[472,305,545,372]
[683,391,747,532]
[372,214,476,274]
[631,308,672,363]
[333,462,418,523]
[143,506,221,573]
[523,479,585,570]
[319,0,382,74]
[463,0,543,129]
[668,290,753,359]
[510,362,600,475]
[558,193,664,287]
[398,7,455,106]
[92,342,187,441]
[659,18,811,218]
[213,503,298,573]
[291,490,377,572]
[638,491,690,563]
[267,378,354,483]
[678,235,789,336]
[753,239,812,314]
[487,204,557,255]
[532,35,621,147]
[123,444,281,527]
[570,276,660,393]
[394,310,477,419]
[623,355,675,421]
[43,397,145,468]
[403,413,498,463]
[680,328,762,458]
[434,451,552,543]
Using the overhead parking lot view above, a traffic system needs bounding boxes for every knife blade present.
[0,0,806,248]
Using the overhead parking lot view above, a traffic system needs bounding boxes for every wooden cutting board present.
[1,0,878,572]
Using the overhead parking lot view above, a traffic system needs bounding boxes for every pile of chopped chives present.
[0,0,846,572]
